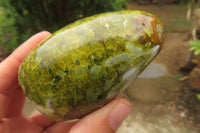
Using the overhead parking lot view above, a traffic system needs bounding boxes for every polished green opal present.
[18,10,164,121]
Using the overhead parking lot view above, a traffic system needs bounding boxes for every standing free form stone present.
[18,10,164,121]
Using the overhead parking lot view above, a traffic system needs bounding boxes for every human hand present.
[0,31,132,133]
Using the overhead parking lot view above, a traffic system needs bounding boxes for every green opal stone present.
[18,10,164,121]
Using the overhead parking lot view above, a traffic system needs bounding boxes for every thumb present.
[69,98,132,133]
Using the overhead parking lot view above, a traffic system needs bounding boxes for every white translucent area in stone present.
[138,63,169,79]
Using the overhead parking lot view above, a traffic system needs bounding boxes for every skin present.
[0,31,132,133]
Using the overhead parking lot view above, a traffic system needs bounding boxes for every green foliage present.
[1,0,127,33]
[174,73,183,79]
[197,94,200,101]
[0,0,128,54]
[0,7,18,54]
[189,40,200,55]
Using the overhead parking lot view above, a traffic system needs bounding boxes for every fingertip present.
[114,98,131,106]
[34,31,51,38]
[108,100,132,130]
[41,31,51,35]
[10,31,52,64]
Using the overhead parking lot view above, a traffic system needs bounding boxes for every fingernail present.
[109,103,132,130]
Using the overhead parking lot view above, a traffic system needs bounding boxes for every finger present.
[0,31,51,119]
[30,110,55,128]
[0,31,51,89]
[69,98,132,133]
[5,85,25,117]
[43,121,76,133]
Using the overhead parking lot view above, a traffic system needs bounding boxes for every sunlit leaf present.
[197,94,200,101]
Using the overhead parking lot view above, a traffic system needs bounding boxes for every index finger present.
[0,31,51,118]
[0,31,51,86]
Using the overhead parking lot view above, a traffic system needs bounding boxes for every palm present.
[0,61,51,132]
[1,112,43,133]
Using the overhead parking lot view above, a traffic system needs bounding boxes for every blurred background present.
[1,0,200,133]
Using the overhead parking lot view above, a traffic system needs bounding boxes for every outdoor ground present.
[116,2,200,133]
[1,2,200,133]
